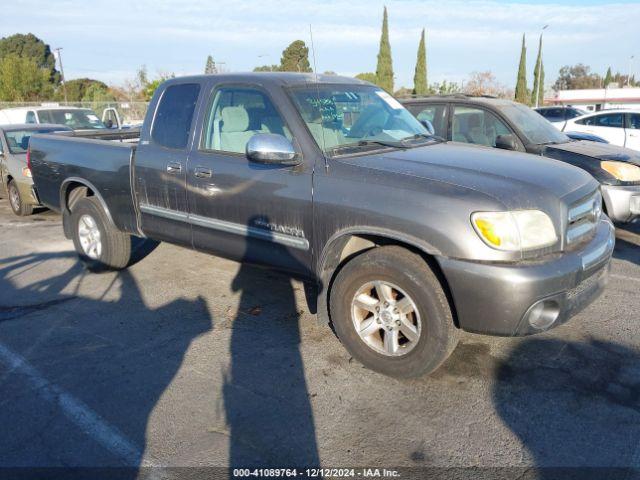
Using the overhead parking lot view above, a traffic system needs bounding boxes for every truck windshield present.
[37,109,107,130]
[497,103,570,145]
[290,85,432,155]
[4,128,66,154]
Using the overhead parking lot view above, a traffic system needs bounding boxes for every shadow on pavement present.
[224,216,320,467]
[492,337,640,478]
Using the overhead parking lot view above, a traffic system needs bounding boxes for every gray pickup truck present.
[29,73,615,378]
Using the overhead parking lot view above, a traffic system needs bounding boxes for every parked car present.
[0,124,71,215]
[29,73,614,378]
[0,106,122,131]
[564,131,609,143]
[534,106,588,130]
[563,109,640,151]
[402,95,640,223]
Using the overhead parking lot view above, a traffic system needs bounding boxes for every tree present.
[514,34,528,104]
[279,40,312,72]
[81,83,115,103]
[205,55,217,74]
[375,7,394,92]
[0,54,52,101]
[553,64,602,90]
[530,34,545,106]
[54,78,108,102]
[464,71,511,98]
[253,64,279,72]
[394,87,413,97]
[604,67,613,87]
[355,72,377,83]
[429,80,461,95]
[0,33,59,84]
[413,29,427,95]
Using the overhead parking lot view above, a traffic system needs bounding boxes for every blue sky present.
[2,0,639,90]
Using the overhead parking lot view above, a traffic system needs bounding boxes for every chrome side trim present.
[139,203,309,251]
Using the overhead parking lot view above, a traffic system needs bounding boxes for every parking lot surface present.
[1,199,640,474]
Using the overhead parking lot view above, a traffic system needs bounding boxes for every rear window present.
[152,83,201,149]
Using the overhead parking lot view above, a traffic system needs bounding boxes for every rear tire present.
[329,245,459,378]
[7,180,34,216]
[70,196,132,271]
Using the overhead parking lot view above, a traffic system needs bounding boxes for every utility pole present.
[54,47,68,104]
[535,24,549,109]
[628,55,635,87]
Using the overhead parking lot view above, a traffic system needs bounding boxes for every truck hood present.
[543,140,640,166]
[347,142,597,210]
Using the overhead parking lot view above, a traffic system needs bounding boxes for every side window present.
[201,86,291,154]
[579,113,623,128]
[452,106,511,147]
[25,111,37,124]
[411,104,447,137]
[626,113,640,130]
[151,83,201,149]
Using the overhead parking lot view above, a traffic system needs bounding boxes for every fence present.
[0,101,149,126]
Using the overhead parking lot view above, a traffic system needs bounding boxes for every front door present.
[134,82,201,245]
[187,84,314,276]
[625,113,640,151]
[573,112,626,147]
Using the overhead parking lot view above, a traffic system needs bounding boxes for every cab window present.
[451,106,511,147]
[201,86,291,154]
[151,83,201,149]
[577,113,623,128]
[409,104,447,137]
[25,111,37,124]
[626,113,640,130]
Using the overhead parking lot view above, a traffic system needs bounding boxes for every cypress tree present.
[413,29,427,95]
[531,34,544,106]
[205,55,217,74]
[515,34,528,104]
[375,6,394,92]
[604,67,613,87]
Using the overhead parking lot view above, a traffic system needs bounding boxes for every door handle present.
[166,162,182,174]
[194,166,213,178]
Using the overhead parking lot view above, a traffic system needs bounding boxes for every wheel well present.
[322,234,460,329]
[64,182,94,212]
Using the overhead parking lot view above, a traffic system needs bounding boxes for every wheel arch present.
[316,228,459,329]
[60,178,116,238]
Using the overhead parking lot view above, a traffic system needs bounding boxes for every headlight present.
[601,161,640,181]
[472,210,557,251]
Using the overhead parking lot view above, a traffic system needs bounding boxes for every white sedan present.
[563,109,640,151]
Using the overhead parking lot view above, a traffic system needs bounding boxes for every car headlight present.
[472,210,557,251]
[601,161,640,181]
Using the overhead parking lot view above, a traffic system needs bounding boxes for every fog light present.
[526,299,561,330]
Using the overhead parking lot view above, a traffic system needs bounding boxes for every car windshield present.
[4,128,66,154]
[498,103,570,145]
[290,85,433,155]
[37,109,106,130]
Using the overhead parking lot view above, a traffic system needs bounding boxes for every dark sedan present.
[402,95,640,222]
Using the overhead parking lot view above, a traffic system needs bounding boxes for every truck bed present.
[29,133,140,235]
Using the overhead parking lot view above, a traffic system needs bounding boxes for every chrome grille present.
[566,191,601,246]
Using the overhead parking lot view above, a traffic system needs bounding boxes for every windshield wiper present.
[326,139,408,156]
[399,133,445,144]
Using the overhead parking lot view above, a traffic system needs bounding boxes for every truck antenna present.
[309,24,329,171]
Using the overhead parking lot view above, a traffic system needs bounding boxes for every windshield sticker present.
[87,114,100,122]
[375,91,404,110]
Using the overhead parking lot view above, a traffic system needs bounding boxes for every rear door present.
[625,113,640,151]
[572,113,626,147]
[134,82,202,245]
[186,83,314,275]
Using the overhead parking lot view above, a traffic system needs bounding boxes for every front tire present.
[7,180,34,216]
[330,246,459,378]
[70,196,132,271]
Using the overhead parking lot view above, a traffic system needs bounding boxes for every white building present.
[550,87,640,112]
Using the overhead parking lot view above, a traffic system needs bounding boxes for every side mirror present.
[246,133,300,166]
[420,119,435,135]
[495,134,518,151]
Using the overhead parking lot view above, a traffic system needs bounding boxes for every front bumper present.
[15,178,39,206]
[601,184,640,222]
[437,218,615,337]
